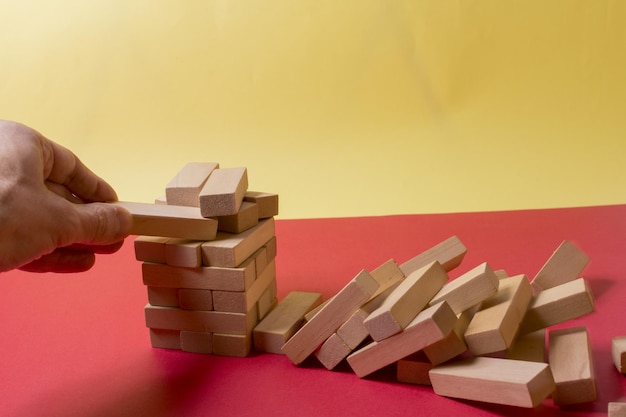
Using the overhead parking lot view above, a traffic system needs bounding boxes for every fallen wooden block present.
[609,402,626,417]
[281,270,379,365]
[399,236,467,276]
[423,309,472,365]
[212,260,276,313]
[199,167,248,217]
[113,201,218,241]
[134,236,169,264]
[244,191,279,219]
[530,240,589,292]
[519,278,595,334]
[397,352,433,386]
[612,336,626,373]
[253,291,323,354]
[464,274,533,356]
[549,326,597,405]
[165,162,219,207]
[346,301,457,378]
[429,356,555,408]
[505,329,546,363]
[315,333,352,370]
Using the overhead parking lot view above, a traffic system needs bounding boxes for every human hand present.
[0,120,132,273]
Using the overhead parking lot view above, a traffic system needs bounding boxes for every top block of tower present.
[199,167,248,217]
[165,162,219,207]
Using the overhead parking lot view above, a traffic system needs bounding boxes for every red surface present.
[1,204,626,417]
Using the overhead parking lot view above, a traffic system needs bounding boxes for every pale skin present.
[0,120,132,273]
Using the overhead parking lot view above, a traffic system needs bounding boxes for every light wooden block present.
[180,330,213,354]
[423,309,472,365]
[147,286,179,307]
[315,333,352,370]
[165,162,219,207]
[142,258,256,292]
[215,201,259,233]
[253,247,269,277]
[282,270,380,365]
[494,269,509,279]
[253,291,323,354]
[134,236,169,263]
[519,278,595,334]
[429,357,555,408]
[244,191,279,219]
[149,328,181,350]
[549,326,597,405]
[213,333,252,357]
[155,195,167,205]
[265,236,277,261]
[201,218,275,267]
[212,260,276,313]
[609,402,626,417]
[336,308,371,351]
[428,262,499,314]
[612,337,626,373]
[144,304,257,335]
[346,301,457,378]
[530,240,589,292]
[165,238,203,268]
[199,167,248,217]
[178,289,213,311]
[257,278,277,320]
[464,274,533,356]
[397,352,433,386]
[399,236,467,276]
[113,201,218,240]
[304,299,329,322]
[368,258,406,299]
[505,329,546,363]
[364,261,448,342]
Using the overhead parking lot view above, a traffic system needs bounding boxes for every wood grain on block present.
[549,327,597,405]
[346,301,457,378]
[612,337,626,373]
[144,304,257,335]
[149,328,181,350]
[505,330,546,363]
[429,357,555,408]
[315,333,352,370]
[244,191,279,219]
[253,291,322,354]
[464,275,533,356]
[336,309,370,351]
[530,240,589,292]
[212,260,276,313]
[134,236,169,263]
[282,270,379,365]
[142,258,256,292]
[368,258,406,299]
[253,247,269,277]
[180,331,213,354]
[304,299,329,322]
[519,278,595,334]
[256,278,277,320]
[178,289,213,311]
[397,352,433,386]
[147,287,179,307]
[165,239,203,268]
[609,402,626,417]
[215,201,259,233]
[423,309,472,365]
[213,333,252,357]
[165,162,219,207]
[399,236,467,276]
[199,167,248,217]
[429,262,499,314]
[364,261,448,342]
[113,201,218,240]
[201,218,275,268]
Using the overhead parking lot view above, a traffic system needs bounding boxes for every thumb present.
[72,202,133,245]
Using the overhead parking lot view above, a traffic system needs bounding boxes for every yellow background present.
[1,0,625,219]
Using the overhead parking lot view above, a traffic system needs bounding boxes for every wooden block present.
[368,258,406,300]
[149,328,181,350]
[282,270,380,365]
[212,260,276,313]
[428,262,500,314]
[530,240,589,292]
[519,278,595,334]
[304,299,329,322]
[494,269,509,279]
[180,330,213,354]
[165,162,219,207]
[364,261,448,342]
[464,274,533,356]
[213,333,252,357]
[199,167,248,217]
[253,291,323,354]
[147,286,179,307]
[144,304,257,335]
[257,278,277,320]
[215,201,259,233]
[399,236,467,276]
[549,326,597,405]
[253,246,269,277]
[165,238,203,268]
[265,236,277,261]
[134,236,169,263]
[155,195,167,205]
[201,218,275,267]
[609,402,626,417]
[315,333,352,370]
[178,289,213,311]
[505,330,546,363]
[423,309,472,365]
[397,352,433,385]
[336,309,371,351]
[113,201,218,240]
[346,301,457,378]
[612,337,626,373]
[244,191,279,219]
[429,357,555,408]
[142,258,256,292]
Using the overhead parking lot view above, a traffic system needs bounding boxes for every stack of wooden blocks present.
[254,236,598,409]
[120,162,279,357]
